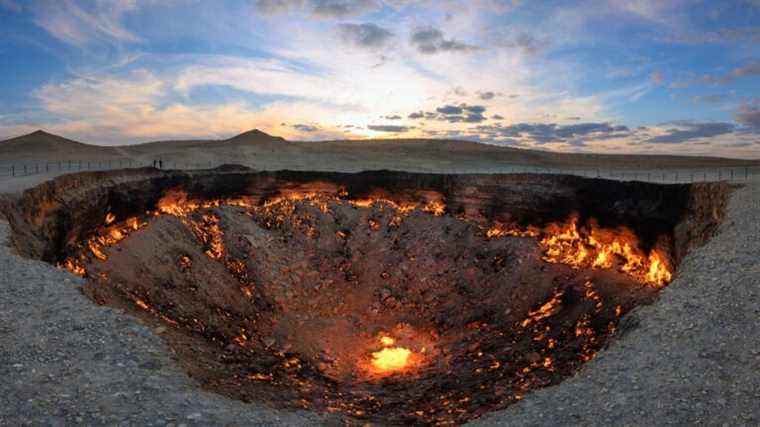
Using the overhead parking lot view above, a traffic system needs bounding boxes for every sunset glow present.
[0,1,757,157]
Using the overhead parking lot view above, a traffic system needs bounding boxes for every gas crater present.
[2,167,730,425]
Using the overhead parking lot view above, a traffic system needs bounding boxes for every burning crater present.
[3,168,729,425]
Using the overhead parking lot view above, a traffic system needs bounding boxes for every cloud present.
[435,103,485,115]
[477,91,496,100]
[494,32,547,55]
[704,60,760,84]
[292,123,320,132]
[367,124,413,132]
[255,0,305,14]
[313,0,379,17]
[408,111,438,120]
[255,0,381,18]
[410,27,478,54]
[436,104,463,115]
[645,122,736,144]
[463,105,485,114]
[384,114,402,120]
[473,122,631,144]
[735,101,760,131]
[337,23,394,49]
[445,113,487,123]
[426,103,489,123]
[691,94,727,104]
[727,60,760,80]
[661,27,760,45]
[650,71,664,85]
[492,114,504,120]
[32,0,141,47]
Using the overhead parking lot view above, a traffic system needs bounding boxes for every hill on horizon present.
[0,130,124,163]
[1,129,759,170]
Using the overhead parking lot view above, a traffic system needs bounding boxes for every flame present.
[645,251,672,285]
[423,199,446,216]
[157,189,200,216]
[350,198,417,213]
[104,212,116,225]
[371,347,412,373]
[521,289,564,327]
[487,216,672,287]
[58,258,86,277]
[380,336,396,346]
[363,332,425,377]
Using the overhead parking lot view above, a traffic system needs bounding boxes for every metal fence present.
[0,159,217,178]
[0,158,758,184]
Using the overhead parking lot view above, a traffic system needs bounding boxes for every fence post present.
[730,169,734,181]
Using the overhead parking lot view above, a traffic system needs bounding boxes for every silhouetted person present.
[153,160,157,168]
[159,159,163,169]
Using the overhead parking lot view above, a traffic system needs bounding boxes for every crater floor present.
[77,195,659,424]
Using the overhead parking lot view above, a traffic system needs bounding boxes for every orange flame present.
[371,347,412,373]
[365,334,423,377]
[487,216,672,287]
[104,212,116,225]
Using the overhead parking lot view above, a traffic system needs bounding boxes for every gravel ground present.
[0,220,334,426]
[0,174,758,426]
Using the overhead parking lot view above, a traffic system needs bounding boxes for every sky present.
[0,0,759,158]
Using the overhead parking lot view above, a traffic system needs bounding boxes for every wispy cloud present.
[255,0,382,18]
[337,23,394,49]
[32,0,141,47]
[410,27,479,54]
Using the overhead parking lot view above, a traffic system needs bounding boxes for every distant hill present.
[1,129,758,171]
[0,130,120,162]
[225,129,288,145]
